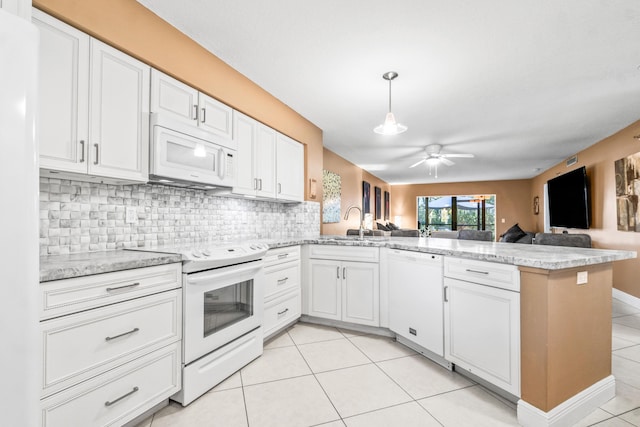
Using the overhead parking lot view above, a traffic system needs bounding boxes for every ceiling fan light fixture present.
[373,71,407,136]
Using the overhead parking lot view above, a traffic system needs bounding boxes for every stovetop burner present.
[128,241,269,273]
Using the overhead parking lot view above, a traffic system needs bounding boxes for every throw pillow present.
[500,223,527,243]
[387,222,400,230]
[376,222,390,231]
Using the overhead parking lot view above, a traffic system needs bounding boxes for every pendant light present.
[373,71,407,135]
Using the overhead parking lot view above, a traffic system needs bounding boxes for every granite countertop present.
[40,235,636,282]
[40,250,182,282]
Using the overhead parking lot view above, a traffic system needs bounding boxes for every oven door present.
[183,260,264,364]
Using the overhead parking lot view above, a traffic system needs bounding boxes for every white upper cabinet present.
[255,124,277,198]
[1,0,30,19]
[150,70,233,140]
[150,70,198,124]
[199,93,233,138]
[88,39,149,181]
[35,9,150,183]
[276,133,304,202]
[34,9,89,174]
[231,111,303,201]
[232,111,277,198]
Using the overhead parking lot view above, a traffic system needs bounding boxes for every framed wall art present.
[375,186,382,220]
[362,181,371,213]
[322,170,341,223]
[384,190,390,220]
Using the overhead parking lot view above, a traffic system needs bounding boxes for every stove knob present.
[192,250,202,258]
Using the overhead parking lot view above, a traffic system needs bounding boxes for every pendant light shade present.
[374,71,407,135]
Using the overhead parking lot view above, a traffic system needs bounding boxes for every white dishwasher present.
[387,249,444,357]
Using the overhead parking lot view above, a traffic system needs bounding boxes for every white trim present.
[517,375,615,427]
[613,288,640,310]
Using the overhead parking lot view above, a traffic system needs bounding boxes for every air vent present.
[566,155,578,167]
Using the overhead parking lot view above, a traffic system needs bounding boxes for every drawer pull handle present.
[105,386,139,407]
[79,140,85,163]
[277,308,289,316]
[277,253,289,259]
[465,269,489,275]
[277,277,288,284]
[106,282,140,292]
[105,327,139,342]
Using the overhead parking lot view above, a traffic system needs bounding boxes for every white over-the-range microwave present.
[148,113,237,190]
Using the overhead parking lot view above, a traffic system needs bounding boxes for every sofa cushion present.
[500,223,527,243]
[387,222,400,230]
[376,222,390,231]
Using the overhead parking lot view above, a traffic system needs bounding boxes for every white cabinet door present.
[276,133,304,202]
[233,112,257,196]
[88,39,149,182]
[342,261,379,327]
[308,259,341,321]
[1,0,30,19]
[34,9,89,174]
[254,124,277,198]
[388,250,444,356]
[150,69,198,124]
[444,277,520,396]
[199,93,233,139]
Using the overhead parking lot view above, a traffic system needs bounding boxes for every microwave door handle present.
[217,148,226,179]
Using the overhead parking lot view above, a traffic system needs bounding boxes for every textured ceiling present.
[138,0,640,184]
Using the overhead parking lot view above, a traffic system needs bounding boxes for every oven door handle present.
[186,262,263,286]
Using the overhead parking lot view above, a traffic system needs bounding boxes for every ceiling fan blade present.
[440,157,455,166]
[440,153,475,158]
[409,158,427,168]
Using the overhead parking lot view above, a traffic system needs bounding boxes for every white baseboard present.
[517,375,615,427]
[613,288,640,310]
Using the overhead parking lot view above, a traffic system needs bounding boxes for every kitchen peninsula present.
[40,237,635,427]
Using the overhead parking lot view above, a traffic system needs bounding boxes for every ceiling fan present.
[409,144,475,168]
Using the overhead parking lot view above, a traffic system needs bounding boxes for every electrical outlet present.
[125,207,137,224]
[501,218,506,223]
[577,271,588,285]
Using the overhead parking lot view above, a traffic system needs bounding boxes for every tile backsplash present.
[39,177,320,256]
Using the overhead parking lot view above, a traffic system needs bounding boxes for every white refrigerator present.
[0,9,39,426]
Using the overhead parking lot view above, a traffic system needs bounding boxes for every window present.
[417,195,495,236]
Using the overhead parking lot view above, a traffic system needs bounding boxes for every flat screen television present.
[547,166,590,229]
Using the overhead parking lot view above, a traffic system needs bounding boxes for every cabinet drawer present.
[264,245,300,267]
[41,290,181,397]
[264,261,300,300]
[40,342,181,427]
[264,290,301,338]
[444,257,519,291]
[40,263,181,320]
[309,245,379,262]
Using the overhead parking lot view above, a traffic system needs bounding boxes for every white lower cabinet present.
[39,263,182,426]
[40,342,180,427]
[443,258,520,397]
[307,246,380,327]
[263,246,301,339]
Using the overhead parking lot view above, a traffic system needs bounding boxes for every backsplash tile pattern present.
[39,177,320,256]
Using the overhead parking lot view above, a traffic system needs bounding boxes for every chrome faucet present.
[344,205,365,239]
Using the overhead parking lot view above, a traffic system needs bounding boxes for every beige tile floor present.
[136,298,640,427]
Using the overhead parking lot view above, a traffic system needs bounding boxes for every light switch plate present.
[125,207,137,224]
[577,271,588,285]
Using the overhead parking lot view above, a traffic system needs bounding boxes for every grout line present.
[290,328,345,425]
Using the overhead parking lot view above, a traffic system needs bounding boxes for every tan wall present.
[321,148,390,235]
[34,0,323,202]
[391,179,534,238]
[531,119,640,296]
[520,264,612,411]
